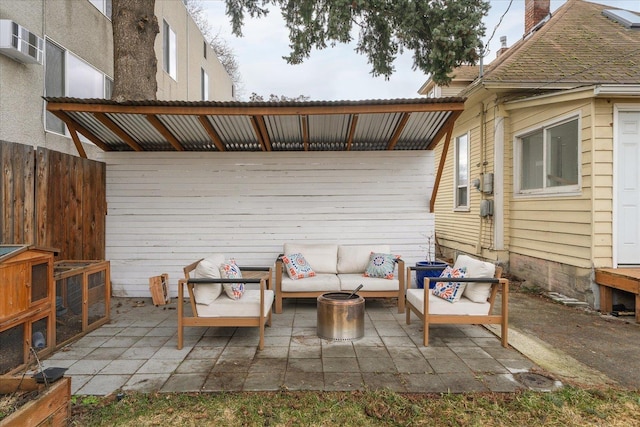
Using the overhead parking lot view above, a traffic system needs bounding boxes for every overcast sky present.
[203,0,640,101]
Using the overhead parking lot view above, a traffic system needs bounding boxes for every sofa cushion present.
[454,255,496,303]
[363,252,397,279]
[432,266,467,303]
[338,274,399,292]
[282,253,316,280]
[337,245,391,274]
[406,289,491,316]
[283,243,338,274]
[196,290,274,318]
[280,273,341,292]
[193,254,226,305]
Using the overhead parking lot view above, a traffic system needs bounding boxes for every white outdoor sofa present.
[274,243,405,314]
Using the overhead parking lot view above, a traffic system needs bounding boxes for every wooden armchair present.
[177,258,274,350]
[405,255,508,347]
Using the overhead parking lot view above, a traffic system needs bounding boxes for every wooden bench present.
[178,259,274,350]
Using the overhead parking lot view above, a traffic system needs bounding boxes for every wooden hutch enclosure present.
[0,245,111,374]
[0,245,57,374]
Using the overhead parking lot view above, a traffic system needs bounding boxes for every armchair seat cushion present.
[280,273,341,292]
[406,289,491,316]
[339,274,400,291]
[196,289,274,318]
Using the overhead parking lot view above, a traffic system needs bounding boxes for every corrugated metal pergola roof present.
[45,97,465,158]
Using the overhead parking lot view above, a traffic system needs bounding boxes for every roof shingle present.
[483,0,640,86]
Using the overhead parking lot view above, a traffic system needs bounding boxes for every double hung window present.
[516,116,580,195]
[163,20,177,80]
[455,133,470,209]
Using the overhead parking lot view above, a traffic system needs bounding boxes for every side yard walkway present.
[507,290,640,389]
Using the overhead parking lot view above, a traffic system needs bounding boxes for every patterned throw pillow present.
[432,266,467,303]
[223,283,245,300]
[219,259,244,300]
[283,253,316,280]
[363,252,398,280]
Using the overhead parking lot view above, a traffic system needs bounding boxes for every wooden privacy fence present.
[0,141,106,260]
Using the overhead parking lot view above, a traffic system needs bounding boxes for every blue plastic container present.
[415,261,448,289]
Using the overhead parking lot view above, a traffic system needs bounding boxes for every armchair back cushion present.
[453,254,496,303]
[337,245,391,274]
[283,243,338,274]
[193,254,226,305]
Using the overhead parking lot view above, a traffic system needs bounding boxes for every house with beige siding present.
[420,0,640,308]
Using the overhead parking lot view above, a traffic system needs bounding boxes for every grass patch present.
[70,386,640,426]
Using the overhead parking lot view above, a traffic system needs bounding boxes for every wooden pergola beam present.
[346,114,358,151]
[301,115,309,151]
[429,117,459,213]
[48,110,111,152]
[66,122,87,158]
[427,110,462,150]
[387,112,411,150]
[252,115,272,151]
[46,101,465,117]
[94,113,144,151]
[197,116,226,151]
[145,114,185,151]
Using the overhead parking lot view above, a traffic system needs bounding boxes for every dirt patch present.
[0,388,41,421]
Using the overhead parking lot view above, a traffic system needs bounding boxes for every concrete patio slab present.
[39,296,552,395]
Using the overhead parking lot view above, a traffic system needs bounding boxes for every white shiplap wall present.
[104,151,435,296]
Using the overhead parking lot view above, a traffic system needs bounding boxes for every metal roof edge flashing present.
[594,85,640,96]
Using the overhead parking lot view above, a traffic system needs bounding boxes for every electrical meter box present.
[482,173,494,194]
[480,200,494,217]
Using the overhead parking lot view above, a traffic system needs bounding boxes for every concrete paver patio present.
[41,297,543,395]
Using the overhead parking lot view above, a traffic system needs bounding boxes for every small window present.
[88,0,112,19]
[203,41,207,58]
[31,263,49,303]
[516,116,580,194]
[454,133,469,209]
[163,19,177,80]
[201,68,209,101]
[45,40,65,134]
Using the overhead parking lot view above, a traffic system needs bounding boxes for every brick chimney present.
[525,0,550,34]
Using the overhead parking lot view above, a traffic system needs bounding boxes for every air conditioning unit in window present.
[0,19,44,64]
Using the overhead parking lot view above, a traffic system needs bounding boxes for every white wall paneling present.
[105,151,435,296]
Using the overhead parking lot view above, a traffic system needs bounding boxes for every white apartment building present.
[0,0,234,159]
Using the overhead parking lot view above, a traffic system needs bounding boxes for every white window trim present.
[163,19,177,80]
[201,68,209,101]
[454,131,470,211]
[513,112,582,198]
[88,0,111,19]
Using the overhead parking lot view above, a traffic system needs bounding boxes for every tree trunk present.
[111,0,159,101]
